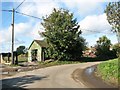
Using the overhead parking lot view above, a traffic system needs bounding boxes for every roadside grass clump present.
[38,60,80,67]
[96,58,119,86]
[10,64,20,67]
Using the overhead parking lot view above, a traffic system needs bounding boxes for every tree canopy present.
[16,46,26,55]
[105,2,120,43]
[95,35,117,59]
[41,8,86,60]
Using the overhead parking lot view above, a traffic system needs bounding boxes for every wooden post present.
[11,8,15,64]
[15,52,18,65]
[8,53,10,63]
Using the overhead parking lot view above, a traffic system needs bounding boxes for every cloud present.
[19,0,103,18]
[0,21,44,52]
[0,23,26,44]
[30,22,44,40]
[14,23,31,35]
[19,0,59,18]
[0,21,44,43]
[18,0,103,20]
[60,1,105,17]
[0,27,12,43]
[79,13,112,34]
[2,0,119,2]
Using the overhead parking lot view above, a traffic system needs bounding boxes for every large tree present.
[105,2,120,43]
[41,8,86,60]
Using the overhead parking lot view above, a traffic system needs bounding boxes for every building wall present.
[28,41,42,62]
[0,54,2,63]
[0,54,6,64]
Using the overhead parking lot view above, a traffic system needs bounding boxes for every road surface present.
[1,62,110,89]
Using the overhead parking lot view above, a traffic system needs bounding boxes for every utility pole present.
[11,8,15,64]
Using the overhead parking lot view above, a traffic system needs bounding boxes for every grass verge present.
[96,58,119,86]
[38,60,80,67]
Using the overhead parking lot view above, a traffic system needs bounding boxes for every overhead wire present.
[1,9,113,34]
[15,11,42,20]
[15,0,26,10]
[2,10,12,12]
[80,28,113,35]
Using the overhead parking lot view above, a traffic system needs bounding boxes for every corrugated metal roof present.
[28,40,48,49]
[34,40,48,47]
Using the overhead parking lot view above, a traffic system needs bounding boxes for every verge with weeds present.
[96,58,119,86]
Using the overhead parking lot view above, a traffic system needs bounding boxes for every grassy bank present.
[96,58,119,86]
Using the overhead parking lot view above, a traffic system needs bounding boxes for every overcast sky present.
[0,0,118,53]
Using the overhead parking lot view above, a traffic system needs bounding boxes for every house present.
[28,40,48,62]
[82,47,96,58]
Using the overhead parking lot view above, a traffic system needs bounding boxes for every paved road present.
[1,62,101,88]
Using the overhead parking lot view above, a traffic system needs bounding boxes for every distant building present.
[28,40,48,62]
[82,47,96,58]
[0,52,11,64]
[0,53,4,63]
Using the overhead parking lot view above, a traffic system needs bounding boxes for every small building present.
[0,52,11,64]
[28,40,48,62]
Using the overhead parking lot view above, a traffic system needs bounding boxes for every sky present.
[0,0,119,53]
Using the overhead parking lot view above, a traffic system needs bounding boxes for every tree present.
[16,46,26,56]
[95,35,116,59]
[105,2,120,43]
[41,8,86,60]
[112,43,120,57]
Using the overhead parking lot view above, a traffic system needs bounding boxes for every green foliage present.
[41,8,86,60]
[105,2,120,43]
[16,46,26,55]
[96,58,119,85]
[112,43,120,57]
[95,35,116,58]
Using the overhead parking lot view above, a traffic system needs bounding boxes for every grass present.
[96,58,119,86]
[38,60,80,67]
[10,64,20,67]
[18,56,28,63]
[3,56,28,63]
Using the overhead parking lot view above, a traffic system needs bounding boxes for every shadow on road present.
[1,75,48,90]
[79,57,116,62]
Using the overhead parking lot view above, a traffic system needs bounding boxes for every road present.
[1,62,104,89]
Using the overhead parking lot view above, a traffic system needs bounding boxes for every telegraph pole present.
[11,8,15,64]
[2,0,42,64]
